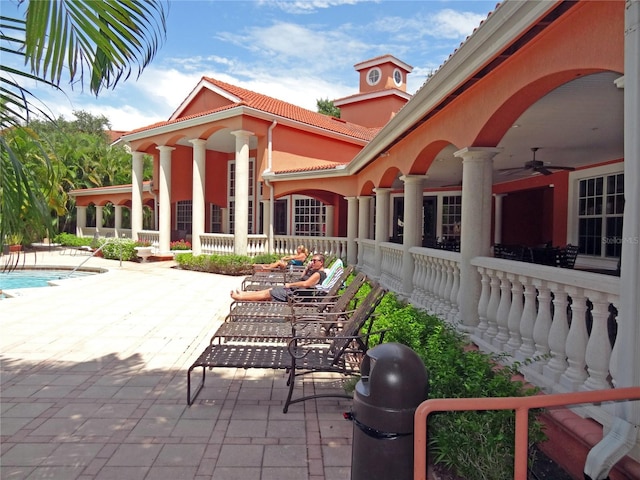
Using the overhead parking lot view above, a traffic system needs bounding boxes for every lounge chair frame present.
[187,283,387,412]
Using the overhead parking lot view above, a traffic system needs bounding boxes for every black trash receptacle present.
[349,342,429,480]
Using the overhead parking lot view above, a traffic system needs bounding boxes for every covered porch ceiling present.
[418,71,624,189]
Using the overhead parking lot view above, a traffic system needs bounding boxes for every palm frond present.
[24,0,167,96]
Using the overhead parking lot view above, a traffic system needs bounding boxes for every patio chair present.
[242,255,339,290]
[186,283,387,412]
[556,244,579,269]
[214,272,370,341]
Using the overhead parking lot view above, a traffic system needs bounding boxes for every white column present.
[190,138,206,255]
[231,130,253,256]
[345,196,358,265]
[357,195,372,265]
[454,147,500,329]
[261,199,271,237]
[131,151,144,241]
[95,206,103,233]
[585,5,640,469]
[374,188,391,279]
[76,206,87,237]
[157,145,174,253]
[114,205,123,236]
[221,207,228,234]
[325,205,335,237]
[618,0,640,413]
[493,193,506,245]
[358,196,372,240]
[400,175,427,296]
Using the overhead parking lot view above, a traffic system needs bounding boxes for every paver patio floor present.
[2,250,438,480]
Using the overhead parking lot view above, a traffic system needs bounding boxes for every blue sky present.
[4,0,497,131]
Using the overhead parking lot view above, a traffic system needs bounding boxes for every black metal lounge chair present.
[186,283,387,412]
[227,264,355,322]
[214,272,370,342]
[242,255,339,291]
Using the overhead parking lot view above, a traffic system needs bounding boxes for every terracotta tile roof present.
[126,77,378,142]
[273,162,343,175]
[204,77,378,141]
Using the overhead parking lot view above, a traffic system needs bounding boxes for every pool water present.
[0,269,98,290]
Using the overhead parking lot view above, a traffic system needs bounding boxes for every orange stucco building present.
[70,2,640,478]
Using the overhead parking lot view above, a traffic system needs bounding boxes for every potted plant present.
[5,233,24,253]
[134,240,154,262]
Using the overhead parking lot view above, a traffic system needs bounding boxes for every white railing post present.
[583,293,613,391]
[505,274,523,354]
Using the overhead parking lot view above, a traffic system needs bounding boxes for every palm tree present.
[1,0,167,250]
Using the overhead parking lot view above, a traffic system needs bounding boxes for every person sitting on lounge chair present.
[253,245,308,271]
[232,254,326,302]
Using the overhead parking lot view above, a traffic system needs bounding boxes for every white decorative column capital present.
[231,129,254,141]
[454,146,501,162]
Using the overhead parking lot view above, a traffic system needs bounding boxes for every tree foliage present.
[316,98,340,118]
[1,0,167,250]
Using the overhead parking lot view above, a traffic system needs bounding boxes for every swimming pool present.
[0,267,105,291]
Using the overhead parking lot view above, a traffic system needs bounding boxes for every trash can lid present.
[363,343,428,409]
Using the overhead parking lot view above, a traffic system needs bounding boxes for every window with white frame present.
[228,159,255,234]
[210,204,222,233]
[294,197,325,236]
[578,173,624,258]
[176,200,192,233]
[441,195,462,240]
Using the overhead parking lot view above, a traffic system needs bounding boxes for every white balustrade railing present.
[137,230,159,249]
[272,236,347,260]
[200,233,235,255]
[470,256,620,425]
[379,242,403,293]
[409,247,461,324]
[357,239,377,278]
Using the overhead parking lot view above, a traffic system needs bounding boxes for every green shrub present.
[54,232,93,247]
[174,253,253,275]
[368,293,545,480]
[252,253,280,264]
[98,238,138,261]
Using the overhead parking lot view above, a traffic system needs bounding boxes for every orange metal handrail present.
[414,386,640,480]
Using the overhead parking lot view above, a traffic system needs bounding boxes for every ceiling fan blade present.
[535,167,554,176]
[546,165,576,171]
[497,167,526,175]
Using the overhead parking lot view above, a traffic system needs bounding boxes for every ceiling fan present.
[499,147,575,176]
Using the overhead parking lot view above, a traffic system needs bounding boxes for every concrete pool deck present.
[0,249,437,480]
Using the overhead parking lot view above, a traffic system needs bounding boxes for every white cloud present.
[430,9,486,39]
[257,0,368,14]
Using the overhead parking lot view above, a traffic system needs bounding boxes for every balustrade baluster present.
[544,284,569,386]
[532,281,552,373]
[443,261,454,318]
[608,294,620,387]
[583,293,613,391]
[448,263,460,324]
[485,270,500,340]
[560,287,589,390]
[475,267,490,339]
[506,274,523,353]
[494,271,512,349]
[519,276,536,361]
